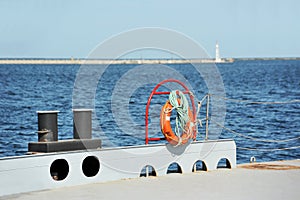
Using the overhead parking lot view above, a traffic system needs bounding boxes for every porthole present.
[217,158,231,169]
[82,156,100,177]
[167,162,182,174]
[192,160,207,172]
[50,159,69,181]
[140,165,156,177]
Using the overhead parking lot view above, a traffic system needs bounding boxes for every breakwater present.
[0,58,234,65]
[1,57,300,65]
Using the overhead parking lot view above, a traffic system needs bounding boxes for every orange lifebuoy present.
[160,99,195,146]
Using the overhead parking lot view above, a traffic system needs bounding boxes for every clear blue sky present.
[0,0,299,58]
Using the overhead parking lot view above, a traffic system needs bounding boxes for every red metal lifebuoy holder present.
[145,79,196,144]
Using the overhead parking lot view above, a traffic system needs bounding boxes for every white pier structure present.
[0,140,236,197]
[0,79,236,197]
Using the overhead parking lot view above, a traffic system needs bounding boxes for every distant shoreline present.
[0,57,299,64]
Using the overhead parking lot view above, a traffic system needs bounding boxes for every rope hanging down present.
[194,94,300,151]
[168,90,193,138]
[211,120,300,151]
[212,120,300,143]
[210,94,300,104]
[236,146,300,152]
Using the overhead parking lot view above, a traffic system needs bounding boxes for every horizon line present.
[0,56,300,60]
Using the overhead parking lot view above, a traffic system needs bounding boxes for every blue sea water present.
[0,60,299,163]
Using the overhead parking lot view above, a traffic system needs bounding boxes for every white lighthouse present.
[215,41,222,62]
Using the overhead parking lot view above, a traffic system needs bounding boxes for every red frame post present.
[145,79,196,144]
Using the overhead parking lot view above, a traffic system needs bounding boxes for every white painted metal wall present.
[0,139,236,197]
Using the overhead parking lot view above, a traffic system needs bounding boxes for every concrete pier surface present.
[3,160,300,200]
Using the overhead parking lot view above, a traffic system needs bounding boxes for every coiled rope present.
[168,90,192,138]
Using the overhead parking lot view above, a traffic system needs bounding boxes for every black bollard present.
[37,111,59,142]
[73,109,92,139]
[29,109,101,153]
